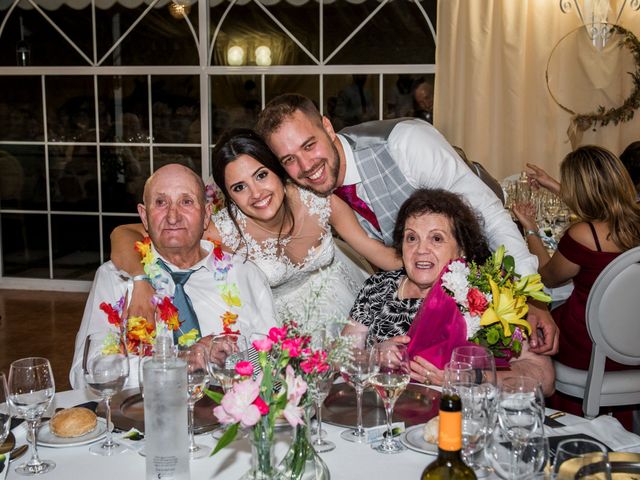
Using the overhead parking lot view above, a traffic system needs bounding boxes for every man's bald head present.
[143,164,206,207]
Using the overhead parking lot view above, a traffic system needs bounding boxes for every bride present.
[111,129,401,334]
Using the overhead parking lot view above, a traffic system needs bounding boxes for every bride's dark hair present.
[212,128,295,259]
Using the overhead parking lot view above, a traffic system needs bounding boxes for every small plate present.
[38,418,107,448]
[400,424,438,455]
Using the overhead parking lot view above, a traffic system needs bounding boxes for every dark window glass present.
[265,75,319,108]
[153,146,201,173]
[324,74,379,130]
[98,76,150,143]
[101,146,150,214]
[49,145,99,211]
[51,214,100,280]
[151,76,200,144]
[1,213,49,278]
[382,74,433,120]
[46,76,96,143]
[0,145,46,210]
[211,75,262,143]
[0,76,43,141]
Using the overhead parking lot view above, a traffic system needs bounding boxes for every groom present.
[256,93,559,355]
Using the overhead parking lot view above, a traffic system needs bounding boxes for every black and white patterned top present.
[349,269,423,343]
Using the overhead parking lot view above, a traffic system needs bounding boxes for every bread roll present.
[49,407,98,438]
[422,415,439,443]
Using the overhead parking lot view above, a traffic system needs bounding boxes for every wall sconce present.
[227,45,245,66]
[168,1,191,19]
[560,0,639,49]
[255,45,272,66]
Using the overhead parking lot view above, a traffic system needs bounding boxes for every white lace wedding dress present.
[213,185,370,336]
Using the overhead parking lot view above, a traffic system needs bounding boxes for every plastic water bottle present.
[144,336,190,480]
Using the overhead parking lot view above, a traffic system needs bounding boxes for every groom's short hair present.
[256,93,323,140]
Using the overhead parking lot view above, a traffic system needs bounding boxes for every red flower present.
[467,288,489,316]
[213,240,225,261]
[235,361,254,377]
[268,326,288,343]
[99,302,123,327]
[300,350,330,374]
[282,338,304,358]
[253,396,269,415]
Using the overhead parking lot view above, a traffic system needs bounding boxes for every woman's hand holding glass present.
[178,343,210,459]
[83,332,130,456]
[8,357,56,475]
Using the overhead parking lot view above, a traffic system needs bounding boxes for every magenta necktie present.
[333,184,381,232]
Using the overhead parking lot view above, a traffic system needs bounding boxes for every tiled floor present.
[0,289,88,391]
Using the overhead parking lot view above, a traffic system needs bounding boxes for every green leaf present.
[205,388,223,404]
[211,423,239,456]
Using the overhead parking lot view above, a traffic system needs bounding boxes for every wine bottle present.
[421,393,477,480]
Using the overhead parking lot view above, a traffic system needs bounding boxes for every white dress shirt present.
[338,119,538,275]
[69,240,276,389]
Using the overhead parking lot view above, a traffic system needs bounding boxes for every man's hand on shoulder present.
[527,301,559,355]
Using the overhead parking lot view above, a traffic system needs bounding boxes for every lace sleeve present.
[299,188,331,227]
[212,208,242,251]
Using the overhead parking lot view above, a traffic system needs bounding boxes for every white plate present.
[38,418,107,448]
[400,424,438,455]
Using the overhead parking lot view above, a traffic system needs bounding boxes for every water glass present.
[178,344,210,459]
[8,357,56,475]
[208,334,250,392]
[83,331,130,456]
[487,427,549,480]
[451,345,497,386]
[553,439,611,480]
[310,369,336,453]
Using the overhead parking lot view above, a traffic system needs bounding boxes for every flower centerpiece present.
[440,245,552,361]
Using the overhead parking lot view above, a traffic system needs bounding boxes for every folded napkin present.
[548,415,640,453]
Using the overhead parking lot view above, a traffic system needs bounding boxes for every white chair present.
[553,246,640,420]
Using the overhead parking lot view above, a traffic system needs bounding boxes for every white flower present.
[441,261,471,308]
[464,312,482,338]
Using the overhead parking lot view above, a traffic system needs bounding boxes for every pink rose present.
[252,337,274,352]
[282,337,304,358]
[268,326,288,343]
[235,361,254,377]
[467,288,488,316]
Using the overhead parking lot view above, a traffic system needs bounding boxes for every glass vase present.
[240,426,277,480]
[278,414,330,480]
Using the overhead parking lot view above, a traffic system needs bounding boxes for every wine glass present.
[7,357,56,475]
[487,427,549,480]
[83,331,130,456]
[369,343,410,453]
[497,376,545,479]
[0,373,11,448]
[177,344,210,459]
[208,333,250,392]
[451,345,497,386]
[310,368,336,453]
[443,360,474,391]
[553,439,611,480]
[339,332,378,443]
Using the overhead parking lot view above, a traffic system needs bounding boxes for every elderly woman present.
[343,188,555,395]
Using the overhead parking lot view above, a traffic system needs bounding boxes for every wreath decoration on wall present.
[546,24,640,133]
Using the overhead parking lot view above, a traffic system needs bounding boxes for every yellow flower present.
[219,284,242,307]
[178,328,200,347]
[480,278,532,336]
[127,316,155,344]
[514,274,552,303]
[221,311,238,328]
[493,245,506,270]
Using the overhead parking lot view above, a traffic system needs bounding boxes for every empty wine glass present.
[0,373,11,447]
[208,333,250,392]
[83,331,130,456]
[451,345,497,386]
[443,360,474,391]
[497,376,545,479]
[370,343,410,454]
[487,427,549,480]
[8,357,56,475]
[178,344,210,459]
[339,332,378,443]
[553,439,611,480]
[310,368,336,453]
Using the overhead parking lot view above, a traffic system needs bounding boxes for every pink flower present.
[282,365,307,427]
[282,337,304,358]
[213,375,262,428]
[467,288,489,316]
[268,326,288,343]
[252,337,274,352]
[253,396,269,415]
[235,361,253,377]
[300,350,330,374]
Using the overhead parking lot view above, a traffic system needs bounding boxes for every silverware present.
[548,411,566,420]
[8,444,28,463]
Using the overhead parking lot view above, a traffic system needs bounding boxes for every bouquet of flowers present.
[440,245,551,360]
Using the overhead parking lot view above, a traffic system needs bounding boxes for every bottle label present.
[438,410,462,451]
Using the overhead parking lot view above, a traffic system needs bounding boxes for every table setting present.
[2,337,640,480]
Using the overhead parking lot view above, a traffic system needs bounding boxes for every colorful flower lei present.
[440,245,552,360]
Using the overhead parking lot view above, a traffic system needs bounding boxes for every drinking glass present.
[0,373,11,447]
[443,360,474,391]
[8,357,56,475]
[339,332,378,443]
[487,427,549,480]
[553,439,611,480]
[451,345,497,386]
[497,376,545,479]
[369,343,410,453]
[208,333,250,392]
[178,344,210,459]
[310,369,337,453]
[83,331,130,456]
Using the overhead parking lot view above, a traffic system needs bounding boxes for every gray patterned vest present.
[339,118,416,246]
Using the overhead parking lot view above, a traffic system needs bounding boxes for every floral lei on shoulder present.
[99,237,242,355]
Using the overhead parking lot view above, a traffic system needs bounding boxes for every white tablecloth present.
[6,388,640,480]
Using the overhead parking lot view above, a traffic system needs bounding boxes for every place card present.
[363,422,405,444]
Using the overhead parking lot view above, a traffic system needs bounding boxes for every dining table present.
[4,386,640,480]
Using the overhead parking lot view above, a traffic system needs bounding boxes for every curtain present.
[434,0,640,180]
